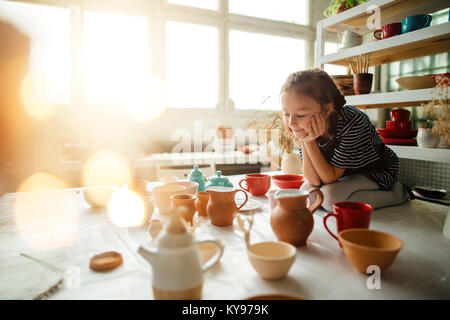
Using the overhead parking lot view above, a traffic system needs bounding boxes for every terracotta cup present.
[170,194,197,224]
[353,73,373,95]
[373,22,402,40]
[152,185,187,215]
[323,201,372,248]
[195,191,210,217]
[239,174,271,196]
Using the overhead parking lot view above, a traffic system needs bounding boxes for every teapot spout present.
[138,246,157,265]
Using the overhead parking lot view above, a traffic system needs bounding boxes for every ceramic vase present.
[417,128,440,148]
[281,152,302,174]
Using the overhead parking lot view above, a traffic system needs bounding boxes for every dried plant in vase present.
[245,112,297,170]
[422,73,449,146]
[324,0,366,17]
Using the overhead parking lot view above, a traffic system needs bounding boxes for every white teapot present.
[138,211,224,299]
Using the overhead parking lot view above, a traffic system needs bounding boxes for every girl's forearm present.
[300,141,321,186]
[304,140,343,184]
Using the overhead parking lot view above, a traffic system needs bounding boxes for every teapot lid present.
[189,165,204,179]
[206,171,233,187]
[157,208,194,248]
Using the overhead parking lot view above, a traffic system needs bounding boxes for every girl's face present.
[281,91,332,139]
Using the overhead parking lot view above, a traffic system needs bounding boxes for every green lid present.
[189,165,204,179]
[205,170,234,188]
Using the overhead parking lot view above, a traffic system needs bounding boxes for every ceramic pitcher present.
[206,186,248,226]
[270,189,323,246]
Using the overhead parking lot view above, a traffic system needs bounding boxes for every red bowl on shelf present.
[377,128,418,139]
[272,174,304,189]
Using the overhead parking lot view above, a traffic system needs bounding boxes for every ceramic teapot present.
[188,165,206,192]
[205,170,234,189]
[138,209,224,299]
[270,188,323,246]
[205,186,248,226]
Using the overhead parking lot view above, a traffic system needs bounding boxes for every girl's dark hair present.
[280,68,346,112]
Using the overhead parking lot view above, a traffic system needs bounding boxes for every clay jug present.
[270,189,323,246]
[205,186,248,226]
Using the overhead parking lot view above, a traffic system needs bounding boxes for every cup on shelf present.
[353,73,373,95]
[390,109,410,122]
[386,120,412,130]
[401,14,432,34]
[373,22,402,40]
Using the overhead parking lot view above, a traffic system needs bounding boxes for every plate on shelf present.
[377,128,418,139]
[395,75,436,90]
[381,138,417,146]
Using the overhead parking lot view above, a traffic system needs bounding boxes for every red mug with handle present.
[373,22,402,40]
[323,201,372,247]
[239,174,271,196]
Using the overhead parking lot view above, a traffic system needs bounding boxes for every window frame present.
[6,0,315,117]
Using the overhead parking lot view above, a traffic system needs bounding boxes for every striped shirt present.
[299,105,398,190]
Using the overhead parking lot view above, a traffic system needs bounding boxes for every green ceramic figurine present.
[205,170,234,189]
[189,165,206,192]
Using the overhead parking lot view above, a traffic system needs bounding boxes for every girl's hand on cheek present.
[304,113,326,142]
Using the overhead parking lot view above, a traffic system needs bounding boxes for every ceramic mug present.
[170,194,197,224]
[323,201,372,247]
[390,109,410,122]
[239,174,271,196]
[386,120,412,130]
[373,22,402,40]
[402,14,432,34]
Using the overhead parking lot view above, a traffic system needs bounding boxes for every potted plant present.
[421,73,449,148]
[245,112,301,173]
[323,0,366,17]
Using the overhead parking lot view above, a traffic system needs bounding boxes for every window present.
[229,0,308,25]
[167,0,218,11]
[83,11,149,106]
[0,0,70,103]
[229,30,305,110]
[166,21,219,109]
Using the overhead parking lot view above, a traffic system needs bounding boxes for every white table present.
[1,173,449,300]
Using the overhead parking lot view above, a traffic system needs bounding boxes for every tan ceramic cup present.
[247,241,297,280]
[152,185,186,215]
[170,194,197,223]
[166,181,199,195]
[195,191,210,217]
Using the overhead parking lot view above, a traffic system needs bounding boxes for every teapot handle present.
[235,190,249,211]
[307,189,324,214]
[198,239,225,272]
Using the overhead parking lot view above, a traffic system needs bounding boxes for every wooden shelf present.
[321,0,450,35]
[388,145,450,163]
[318,22,450,67]
[345,88,447,109]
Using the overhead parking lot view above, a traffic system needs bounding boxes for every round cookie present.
[90,251,123,272]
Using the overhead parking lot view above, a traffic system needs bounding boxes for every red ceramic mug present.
[390,109,410,122]
[373,22,402,40]
[323,201,372,247]
[239,174,271,196]
[386,120,412,130]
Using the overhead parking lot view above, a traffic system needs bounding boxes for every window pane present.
[167,0,218,11]
[0,1,70,103]
[324,42,348,75]
[229,0,307,25]
[166,21,218,108]
[84,11,149,106]
[229,30,305,110]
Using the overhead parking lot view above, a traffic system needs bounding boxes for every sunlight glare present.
[107,187,146,228]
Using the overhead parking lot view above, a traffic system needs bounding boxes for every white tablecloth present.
[1,173,449,299]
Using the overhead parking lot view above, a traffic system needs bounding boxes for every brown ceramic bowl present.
[395,75,436,90]
[165,181,199,194]
[338,228,403,273]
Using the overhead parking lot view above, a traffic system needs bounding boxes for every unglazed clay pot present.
[195,191,210,217]
[205,187,248,226]
[270,189,323,246]
[170,194,197,224]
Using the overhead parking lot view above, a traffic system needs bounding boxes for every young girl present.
[280,69,409,211]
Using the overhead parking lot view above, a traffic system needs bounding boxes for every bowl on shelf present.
[395,75,436,90]
[272,174,304,189]
[377,128,418,139]
[338,228,403,273]
[331,75,355,96]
